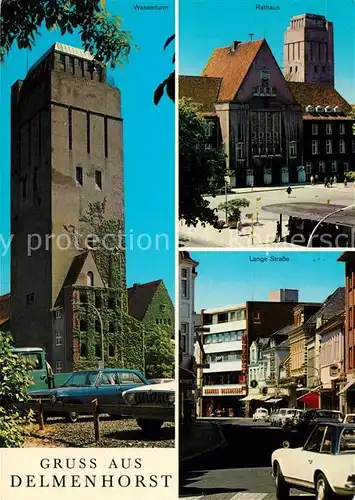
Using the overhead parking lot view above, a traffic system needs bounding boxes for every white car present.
[343,414,355,424]
[122,381,175,433]
[280,409,299,427]
[271,422,355,499]
[253,408,269,422]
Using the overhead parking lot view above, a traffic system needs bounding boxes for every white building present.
[179,251,199,370]
[197,303,248,417]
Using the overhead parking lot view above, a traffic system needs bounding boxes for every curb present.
[180,423,227,464]
[230,185,306,195]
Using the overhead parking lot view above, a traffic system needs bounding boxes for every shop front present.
[202,385,247,417]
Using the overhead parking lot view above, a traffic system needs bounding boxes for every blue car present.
[29,368,149,422]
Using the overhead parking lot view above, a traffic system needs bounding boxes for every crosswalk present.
[180,492,313,500]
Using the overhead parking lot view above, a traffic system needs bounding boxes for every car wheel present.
[275,463,290,500]
[315,473,337,500]
[136,419,164,433]
[65,412,79,423]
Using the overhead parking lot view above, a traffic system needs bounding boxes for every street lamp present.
[307,203,355,248]
[74,300,104,369]
[224,174,231,224]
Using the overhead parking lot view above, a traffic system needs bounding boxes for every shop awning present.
[337,379,355,395]
[297,391,319,409]
[265,398,283,403]
[240,394,269,401]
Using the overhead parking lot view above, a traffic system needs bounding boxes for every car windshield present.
[63,371,99,387]
[346,415,355,424]
[339,427,355,454]
[316,411,342,421]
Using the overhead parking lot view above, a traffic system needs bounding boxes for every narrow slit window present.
[95,170,102,190]
[76,167,83,186]
[86,113,91,154]
[68,108,72,150]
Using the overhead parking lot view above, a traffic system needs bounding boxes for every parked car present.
[270,409,281,427]
[270,408,288,427]
[271,422,355,499]
[294,409,344,445]
[122,381,175,433]
[343,414,355,424]
[253,408,269,422]
[284,409,304,429]
[28,368,149,422]
[279,409,299,428]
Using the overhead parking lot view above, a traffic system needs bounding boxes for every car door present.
[302,425,337,486]
[95,371,122,405]
[295,425,328,486]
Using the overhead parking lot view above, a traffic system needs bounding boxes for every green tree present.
[218,199,250,228]
[0,333,34,447]
[144,327,174,379]
[179,98,226,227]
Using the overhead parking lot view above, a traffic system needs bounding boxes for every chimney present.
[231,41,241,51]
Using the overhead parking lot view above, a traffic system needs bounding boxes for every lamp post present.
[224,174,231,224]
[74,300,104,369]
[307,203,355,248]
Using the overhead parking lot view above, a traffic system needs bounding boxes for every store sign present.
[203,385,247,396]
[242,334,248,373]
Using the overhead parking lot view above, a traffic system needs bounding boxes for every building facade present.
[10,43,143,372]
[283,13,334,87]
[197,295,298,416]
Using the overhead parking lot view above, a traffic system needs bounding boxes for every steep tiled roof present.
[0,293,10,326]
[179,76,222,115]
[127,280,162,321]
[62,252,90,288]
[288,82,352,115]
[201,39,265,101]
[305,287,345,327]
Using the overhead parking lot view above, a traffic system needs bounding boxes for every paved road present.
[179,184,355,248]
[180,422,311,500]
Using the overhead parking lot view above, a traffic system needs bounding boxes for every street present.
[180,420,313,500]
[179,183,355,248]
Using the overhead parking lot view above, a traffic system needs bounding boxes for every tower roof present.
[127,280,163,320]
[28,42,94,75]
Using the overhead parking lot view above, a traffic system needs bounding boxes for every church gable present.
[237,41,297,106]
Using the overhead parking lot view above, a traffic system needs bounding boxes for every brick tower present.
[11,43,126,370]
[283,14,334,87]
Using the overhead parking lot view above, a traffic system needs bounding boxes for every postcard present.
[0,0,176,498]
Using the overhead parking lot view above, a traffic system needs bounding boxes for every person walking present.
[274,221,281,243]
[330,176,333,187]
[344,177,348,187]
[310,175,314,186]
[315,174,319,183]
[324,177,328,188]
[237,220,243,236]
[334,175,337,185]
[286,186,292,197]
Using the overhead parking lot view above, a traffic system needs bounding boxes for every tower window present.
[295,66,298,73]
[33,167,38,195]
[87,271,94,287]
[76,167,83,186]
[80,341,88,358]
[314,65,318,73]
[289,66,292,73]
[95,343,102,359]
[95,170,102,190]
[22,177,27,200]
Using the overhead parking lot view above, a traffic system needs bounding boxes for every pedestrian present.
[324,177,328,188]
[315,174,319,183]
[286,186,292,197]
[334,175,337,185]
[274,221,281,243]
[330,176,333,187]
[237,220,243,236]
[310,175,314,186]
[344,177,348,187]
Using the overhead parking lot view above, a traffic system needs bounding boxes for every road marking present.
[230,494,268,500]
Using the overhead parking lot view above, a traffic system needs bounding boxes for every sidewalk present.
[180,421,226,462]
[229,185,306,195]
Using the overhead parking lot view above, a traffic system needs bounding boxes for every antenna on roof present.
[249,33,255,41]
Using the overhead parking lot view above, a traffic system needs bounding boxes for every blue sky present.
[180,0,355,103]
[191,251,345,311]
[0,0,174,299]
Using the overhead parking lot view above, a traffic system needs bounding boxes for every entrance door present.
[264,168,272,185]
[281,168,289,184]
[298,167,306,183]
[246,169,254,187]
